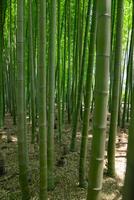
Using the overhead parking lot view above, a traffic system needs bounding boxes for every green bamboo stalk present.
[47,0,56,190]
[71,0,80,116]
[67,0,71,123]
[79,0,97,187]
[10,0,16,125]
[118,30,130,126]
[29,0,36,144]
[109,0,117,112]
[122,25,134,128]
[107,0,124,177]
[123,76,134,198]
[38,0,47,198]
[57,0,62,140]
[0,2,3,128]
[71,0,77,114]
[62,1,67,125]
[70,0,92,151]
[87,0,111,199]
[16,0,30,198]
[123,9,134,196]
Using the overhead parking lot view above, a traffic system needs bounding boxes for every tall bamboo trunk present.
[16,0,30,199]
[47,0,56,190]
[38,0,47,198]
[123,4,134,199]
[29,0,36,144]
[87,0,111,199]
[0,1,3,128]
[107,0,124,177]
[79,0,97,187]
[70,0,92,151]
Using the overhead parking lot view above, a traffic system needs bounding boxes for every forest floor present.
[0,114,128,200]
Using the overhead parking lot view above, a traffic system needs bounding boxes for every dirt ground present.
[0,114,127,200]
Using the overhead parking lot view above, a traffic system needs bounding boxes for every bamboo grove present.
[0,0,134,199]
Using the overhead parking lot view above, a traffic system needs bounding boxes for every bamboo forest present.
[0,0,134,199]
